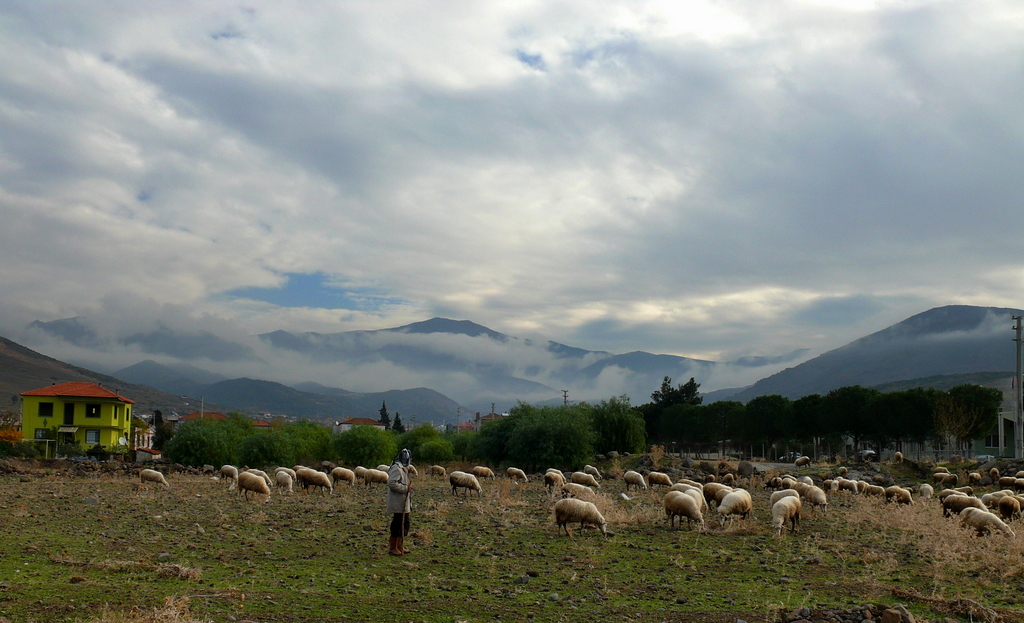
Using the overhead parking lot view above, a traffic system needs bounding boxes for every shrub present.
[283,420,333,464]
[417,438,455,463]
[238,429,295,468]
[334,425,397,467]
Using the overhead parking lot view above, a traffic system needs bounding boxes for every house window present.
[35,428,49,440]
[86,404,101,418]
[113,405,119,420]
[985,434,1000,449]
[39,402,54,417]
[85,430,100,444]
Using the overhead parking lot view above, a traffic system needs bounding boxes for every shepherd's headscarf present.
[394,448,412,467]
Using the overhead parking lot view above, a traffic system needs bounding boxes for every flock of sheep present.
[138,456,1024,541]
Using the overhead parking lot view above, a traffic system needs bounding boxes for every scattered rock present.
[548,593,559,602]
[606,451,619,459]
[69,576,86,584]
[737,461,755,477]
[157,552,171,563]
[514,575,529,584]
[83,497,97,505]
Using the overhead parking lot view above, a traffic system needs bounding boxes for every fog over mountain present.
[23,314,810,411]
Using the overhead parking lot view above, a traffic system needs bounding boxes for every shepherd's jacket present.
[387,462,412,514]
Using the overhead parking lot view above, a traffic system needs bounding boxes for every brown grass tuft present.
[86,596,212,623]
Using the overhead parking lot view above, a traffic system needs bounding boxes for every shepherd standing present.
[387,448,413,556]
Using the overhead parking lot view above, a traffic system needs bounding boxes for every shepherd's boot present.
[398,536,411,554]
[388,537,403,556]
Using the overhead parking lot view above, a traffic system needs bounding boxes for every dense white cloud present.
[2,1,1023,398]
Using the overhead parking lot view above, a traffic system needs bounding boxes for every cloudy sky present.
[3,1,1024,392]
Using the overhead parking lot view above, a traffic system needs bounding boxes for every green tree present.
[824,386,879,453]
[238,429,295,468]
[284,420,333,464]
[639,377,703,443]
[399,424,444,459]
[650,377,703,408]
[935,384,1003,453]
[590,396,646,454]
[378,401,391,430]
[744,394,793,457]
[447,431,479,461]
[417,438,455,463]
[164,419,245,467]
[334,425,397,467]
[392,412,406,434]
[488,403,595,471]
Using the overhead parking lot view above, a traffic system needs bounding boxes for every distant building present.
[334,417,386,434]
[20,381,134,456]
[180,411,228,423]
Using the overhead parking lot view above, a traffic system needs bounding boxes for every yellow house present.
[21,382,133,454]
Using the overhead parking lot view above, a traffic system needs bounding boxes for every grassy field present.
[1,459,1022,623]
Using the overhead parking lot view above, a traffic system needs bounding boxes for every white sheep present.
[553,498,611,537]
[794,456,811,467]
[544,471,566,491]
[893,451,904,464]
[429,465,447,478]
[275,470,294,494]
[769,489,799,506]
[646,472,672,488]
[990,467,1001,481]
[918,483,934,499]
[998,476,1018,489]
[330,467,356,486]
[836,478,859,494]
[679,487,707,512]
[245,469,273,487]
[506,467,529,483]
[449,470,483,496]
[362,468,389,487]
[237,471,270,501]
[960,507,1015,537]
[883,486,912,506]
[408,464,419,477]
[663,490,704,530]
[771,495,802,536]
[561,482,597,499]
[863,484,886,498]
[721,473,735,486]
[219,465,238,483]
[678,478,704,490]
[837,466,848,477]
[703,482,732,507]
[623,470,647,491]
[717,489,752,525]
[354,466,367,479]
[471,466,496,479]
[997,495,1021,521]
[942,493,986,517]
[376,464,389,472]
[297,469,333,495]
[583,465,602,480]
[571,471,601,488]
[968,472,982,484]
[804,485,829,512]
[140,468,170,489]
[934,466,950,474]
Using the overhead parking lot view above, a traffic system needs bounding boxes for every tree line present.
[638,377,1004,459]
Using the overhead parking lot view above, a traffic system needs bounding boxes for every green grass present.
[1,466,1022,623]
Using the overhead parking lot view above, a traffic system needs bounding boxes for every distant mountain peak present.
[386,317,511,341]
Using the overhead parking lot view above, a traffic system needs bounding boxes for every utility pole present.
[1014,316,1023,459]
[561,390,569,406]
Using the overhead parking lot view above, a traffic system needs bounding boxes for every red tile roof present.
[21,381,134,403]
[181,411,228,421]
[339,417,385,427]
[252,419,271,427]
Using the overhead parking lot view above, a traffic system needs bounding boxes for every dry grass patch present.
[86,596,212,623]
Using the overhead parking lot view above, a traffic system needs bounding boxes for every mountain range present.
[12,304,1022,419]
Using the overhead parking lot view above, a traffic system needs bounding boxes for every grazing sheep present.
[804,486,830,512]
[794,456,811,467]
[407,464,419,477]
[583,465,602,480]
[934,466,950,474]
[276,470,294,493]
[717,489,752,524]
[140,469,170,489]
[938,489,965,502]
[780,477,797,490]
[960,507,1015,537]
[1014,478,1024,493]
[918,483,934,499]
[663,491,704,530]
[670,482,701,494]
[884,486,913,506]
[968,472,982,484]
[771,495,802,536]
[354,466,367,479]
[990,467,1001,481]
[376,464,389,472]
[571,471,601,488]
[678,478,704,490]
[471,466,496,479]
[836,478,859,494]
[553,498,611,537]
[237,471,270,501]
[680,487,708,512]
[770,489,799,506]
[429,465,447,478]
[703,482,732,507]
[997,495,1021,521]
[561,482,596,499]
[331,467,356,486]
[765,476,782,490]
[545,471,566,491]
[954,486,974,495]
[982,490,1012,508]
[893,451,904,464]
[646,472,672,488]
[245,469,273,487]
[362,468,389,487]
[275,466,296,481]
[506,467,529,483]
[1016,470,1024,479]
[296,469,333,495]
[863,484,886,498]
[623,470,647,491]
[449,471,483,496]
[219,465,238,483]
[838,466,848,477]
[721,473,735,486]
[856,481,868,494]
[824,479,838,493]
[797,475,814,486]
[998,476,1018,489]
[942,494,986,517]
